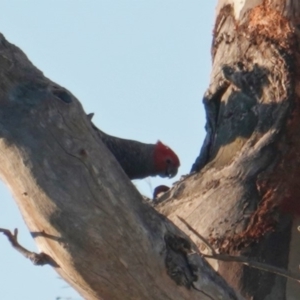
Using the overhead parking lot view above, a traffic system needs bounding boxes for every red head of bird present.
[153,141,180,178]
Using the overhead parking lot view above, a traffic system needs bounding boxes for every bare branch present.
[203,253,300,283]
[0,228,59,267]
[178,217,300,283]
[177,216,217,255]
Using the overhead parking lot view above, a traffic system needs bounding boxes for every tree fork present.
[0,34,240,299]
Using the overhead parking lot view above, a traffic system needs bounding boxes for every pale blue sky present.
[0,2,215,299]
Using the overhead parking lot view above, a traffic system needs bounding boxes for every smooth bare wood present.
[0,34,240,300]
[157,0,300,299]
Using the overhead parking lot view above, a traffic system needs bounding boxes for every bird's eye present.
[166,158,171,164]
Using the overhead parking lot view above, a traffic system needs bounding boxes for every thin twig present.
[0,227,59,267]
[203,253,300,283]
[177,216,300,283]
[177,215,216,255]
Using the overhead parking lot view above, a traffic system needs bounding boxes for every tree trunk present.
[1,1,300,299]
[0,35,239,299]
[158,0,300,299]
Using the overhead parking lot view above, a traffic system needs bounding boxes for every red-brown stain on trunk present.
[213,3,300,252]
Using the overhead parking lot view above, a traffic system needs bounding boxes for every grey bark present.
[0,34,239,299]
[158,0,300,299]
[1,0,299,299]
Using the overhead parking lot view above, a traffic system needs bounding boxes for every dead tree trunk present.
[1,1,300,299]
[0,35,240,299]
[158,0,300,299]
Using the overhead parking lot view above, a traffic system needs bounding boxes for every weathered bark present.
[0,35,240,299]
[2,1,300,299]
[157,0,300,299]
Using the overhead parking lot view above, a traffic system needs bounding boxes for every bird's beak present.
[165,165,178,178]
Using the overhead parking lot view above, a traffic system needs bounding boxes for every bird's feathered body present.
[88,115,180,180]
